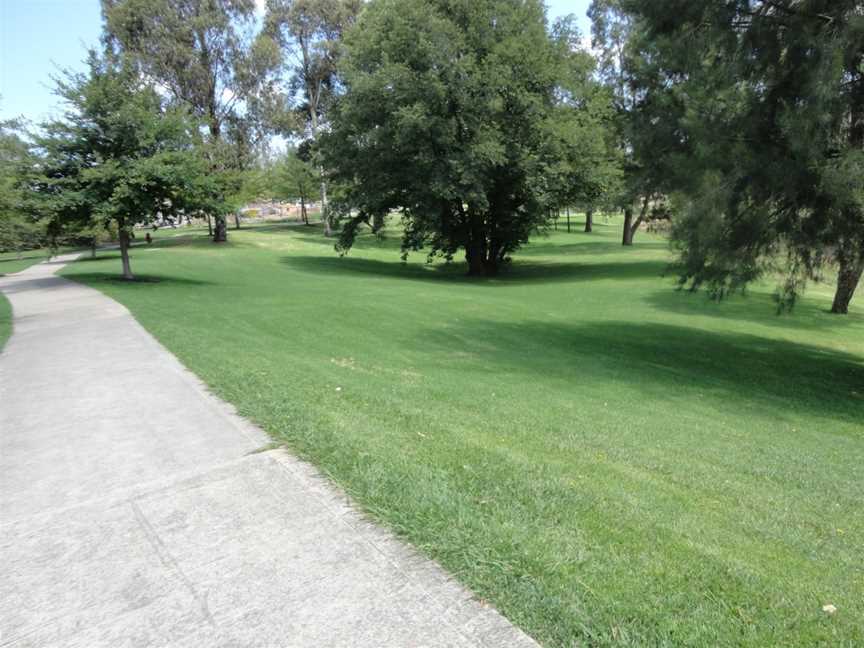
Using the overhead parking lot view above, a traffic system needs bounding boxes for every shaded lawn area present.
[61,216,864,647]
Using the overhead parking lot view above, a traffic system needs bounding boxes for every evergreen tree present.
[625,0,864,313]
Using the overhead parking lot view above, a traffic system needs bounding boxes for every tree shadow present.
[519,239,668,257]
[64,272,213,288]
[282,255,669,285]
[409,319,864,426]
[645,288,864,331]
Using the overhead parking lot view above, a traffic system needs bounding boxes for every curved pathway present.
[0,256,536,647]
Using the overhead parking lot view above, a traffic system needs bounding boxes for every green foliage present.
[265,0,361,235]
[623,0,864,312]
[31,52,220,277]
[102,0,279,140]
[324,0,614,275]
[589,0,688,242]
[265,0,360,135]
[0,118,46,253]
[546,15,623,212]
[103,0,283,243]
[62,221,863,647]
[269,149,317,206]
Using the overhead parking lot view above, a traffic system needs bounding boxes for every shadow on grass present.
[519,239,668,257]
[645,288,864,330]
[65,272,213,288]
[411,319,864,426]
[282,255,669,285]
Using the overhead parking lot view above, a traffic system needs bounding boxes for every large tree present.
[588,0,684,246]
[625,0,864,313]
[323,0,607,275]
[546,15,622,230]
[0,118,44,257]
[31,53,219,279]
[102,0,280,242]
[265,0,360,236]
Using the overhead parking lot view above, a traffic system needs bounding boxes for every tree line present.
[0,0,860,312]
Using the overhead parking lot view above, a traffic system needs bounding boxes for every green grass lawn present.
[61,217,863,646]
[0,248,56,277]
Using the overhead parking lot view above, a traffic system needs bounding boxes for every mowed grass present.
[0,248,57,277]
[62,217,864,647]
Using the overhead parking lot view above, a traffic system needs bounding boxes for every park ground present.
[14,215,862,646]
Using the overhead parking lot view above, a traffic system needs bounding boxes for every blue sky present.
[0,0,591,123]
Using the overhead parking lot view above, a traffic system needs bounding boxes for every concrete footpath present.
[0,256,537,647]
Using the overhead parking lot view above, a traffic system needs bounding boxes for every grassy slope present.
[62,218,863,647]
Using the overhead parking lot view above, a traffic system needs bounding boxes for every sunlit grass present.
[62,216,864,647]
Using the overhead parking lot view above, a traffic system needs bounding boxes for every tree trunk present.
[206,214,213,237]
[234,211,241,230]
[585,208,594,233]
[213,215,228,243]
[91,239,97,258]
[622,207,634,245]
[623,196,650,246]
[372,212,385,233]
[300,196,309,224]
[466,245,485,276]
[320,175,331,236]
[831,256,863,314]
[118,228,134,280]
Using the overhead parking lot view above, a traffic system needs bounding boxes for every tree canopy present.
[323,0,615,275]
[622,0,864,313]
[30,53,219,279]
[102,0,281,242]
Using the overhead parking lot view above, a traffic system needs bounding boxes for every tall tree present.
[269,148,317,224]
[102,0,280,242]
[625,0,864,313]
[546,15,622,230]
[323,0,610,275]
[31,53,219,279]
[265,0,360,236]
[0,118,44,257]
[589,0,682,246]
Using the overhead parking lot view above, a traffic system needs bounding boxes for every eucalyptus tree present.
[265,0,361,236]
[547,16,622,234]
[625,0,864,313]
[102,0,280,242]
[588,0,683,246]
